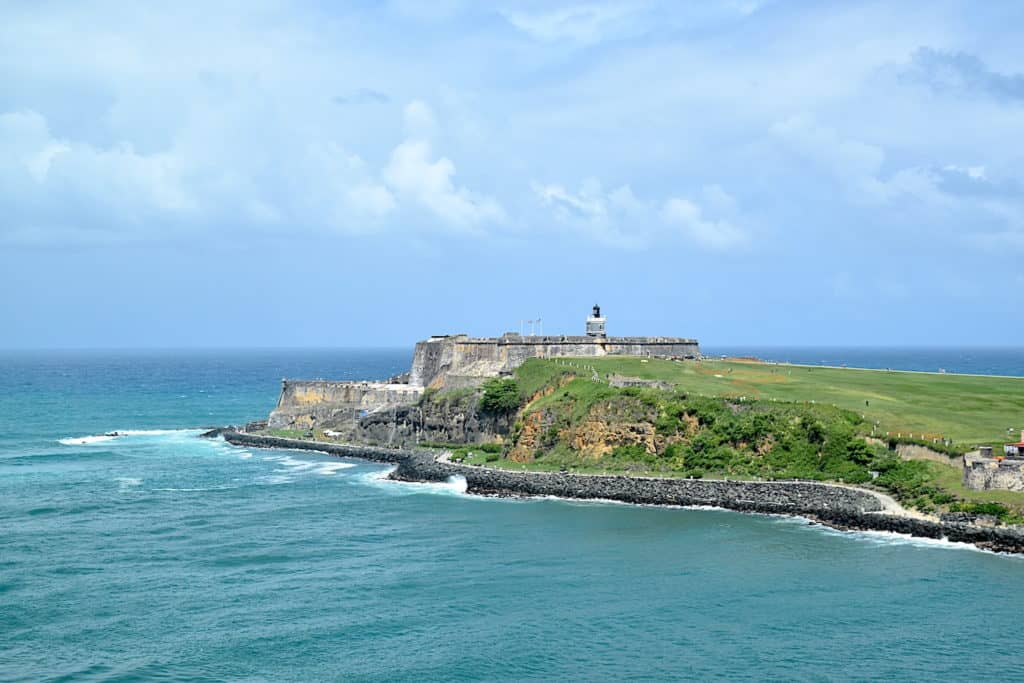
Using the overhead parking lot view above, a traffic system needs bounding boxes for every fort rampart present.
[409,334,700,388]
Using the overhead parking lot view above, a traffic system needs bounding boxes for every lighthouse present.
[585,304,607,337]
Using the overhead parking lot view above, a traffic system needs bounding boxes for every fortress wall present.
[409,335,700,388]
[268,380,423,430]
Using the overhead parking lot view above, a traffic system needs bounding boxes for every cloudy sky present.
[2,1,1022,348]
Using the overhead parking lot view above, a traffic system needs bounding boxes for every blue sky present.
[2,1,1023,348]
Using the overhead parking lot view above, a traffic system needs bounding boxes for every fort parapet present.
[410,332,699,389]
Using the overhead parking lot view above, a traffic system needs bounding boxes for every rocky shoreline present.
[213,429,1024,555]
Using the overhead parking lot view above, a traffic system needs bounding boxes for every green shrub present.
[479,378,521,414]
[949,501,1009,517]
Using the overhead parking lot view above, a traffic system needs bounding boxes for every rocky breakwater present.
[392,458,1024,553]
[218,429,411,465]
[394,457,885,515]
[214,430,1024,554]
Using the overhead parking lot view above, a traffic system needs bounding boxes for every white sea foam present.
[358,468,468,496]
[115,477,142,488]
[111,429,197,436]
[152,485,233,492]
[314,462,356,475]
[59,428,198,446]
[270,455,319,472]
[59,435,117,445]
[260,474,295,485]
[811,524,1005,554]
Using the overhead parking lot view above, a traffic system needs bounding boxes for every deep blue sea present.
[3,348,1024,681]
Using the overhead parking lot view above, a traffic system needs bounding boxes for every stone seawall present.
[216,430,1024,554]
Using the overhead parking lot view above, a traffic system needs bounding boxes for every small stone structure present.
[963,434,1024,492]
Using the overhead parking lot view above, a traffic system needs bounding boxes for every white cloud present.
[402,100,438,139]
[377,100,505,230]
[662,194,747,250]
[384,139,504,229]
[533,179,647,247]
[534,178,747,249]
[771,114,885,199]
[0,109,198,243]
[943,164,986,181]
[500,3,643,44]
[346,183,397,216]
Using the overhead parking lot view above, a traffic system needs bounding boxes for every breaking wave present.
[59,428,199,446]
[358,467,469,496]
[59,435,118,446]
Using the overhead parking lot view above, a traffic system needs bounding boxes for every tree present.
[479,378,521,414]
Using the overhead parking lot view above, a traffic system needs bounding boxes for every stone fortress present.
[267,305,701,431]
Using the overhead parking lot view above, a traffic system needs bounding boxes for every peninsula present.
[216,306,1024,553]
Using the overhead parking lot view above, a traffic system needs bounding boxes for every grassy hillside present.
[516,356,1024,449]
[438,357,1024,519]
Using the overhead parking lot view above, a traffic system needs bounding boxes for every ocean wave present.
[58,428,199,446]
[358,468,468,496]
[811,524,1014,555]
[59,435,117,446]
[315,462,356,475]
[111,429,199,436]
[262,454,357,476]
[152,485,235,493]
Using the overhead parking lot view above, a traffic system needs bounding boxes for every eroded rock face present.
[352,394,511,448]
[567,397,659,458]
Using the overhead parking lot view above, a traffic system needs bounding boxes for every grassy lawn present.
[524,356,1024,448]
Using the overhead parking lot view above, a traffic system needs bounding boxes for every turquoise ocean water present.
[3,349,1024,681]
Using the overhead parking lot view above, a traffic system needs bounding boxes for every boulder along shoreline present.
[212,429,1024,555]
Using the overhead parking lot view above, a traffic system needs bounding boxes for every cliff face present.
[354,395,511,447]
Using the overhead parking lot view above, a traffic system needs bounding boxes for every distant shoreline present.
[214,429,1024,555]
[719,356,1024,381]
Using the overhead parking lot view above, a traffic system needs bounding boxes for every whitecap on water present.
[59,428,200,446]
[314,462,356,475]
[358,467,468,496]
[59,435,118,446]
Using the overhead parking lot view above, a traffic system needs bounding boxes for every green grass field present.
[520,357,1024,449]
